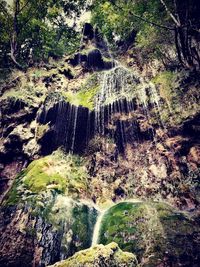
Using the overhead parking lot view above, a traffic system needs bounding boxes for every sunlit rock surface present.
[47,242,137,267]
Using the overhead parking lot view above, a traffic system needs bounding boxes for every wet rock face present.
[38,101,95,155]
[37,97,148,155]
[98,202,200,267]
[0,206,35,267]
[183,113,200,137]
[47,242,137,267]
[0,97,39,197]
[68,53,87,67]
[68,49,114,70]
[87,49,104,69]
[0,160,24,203]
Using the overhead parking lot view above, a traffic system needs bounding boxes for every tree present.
[0,0,87,68]
[91,0,175,64]
[159,0,200,69]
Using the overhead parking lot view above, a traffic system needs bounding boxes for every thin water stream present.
[91,199,142,247]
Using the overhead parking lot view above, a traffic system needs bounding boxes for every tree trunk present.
[175,26,200,69]
[10,0,23,69]
[10,40,23,69]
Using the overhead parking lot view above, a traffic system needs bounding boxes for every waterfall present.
[91,209,106,246]
[71,105,78,152]
[37,58,163,154]
[94,65,158,152]
[94,65,139,136]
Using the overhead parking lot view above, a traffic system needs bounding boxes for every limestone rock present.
[188,145,200,165]
[149,163,167,179]
[23,138,41,158]
[8,124,34,142]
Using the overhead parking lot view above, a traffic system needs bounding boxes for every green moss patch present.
[23,158,67,193]
[152,70,200,126]
[62,85,99,110]
[62,74,100,110]
[22,150,88,195]
[3,150,88,205]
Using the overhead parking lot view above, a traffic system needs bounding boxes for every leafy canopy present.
[0,0,88,67]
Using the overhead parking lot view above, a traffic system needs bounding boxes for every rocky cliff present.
[0,24,200,267]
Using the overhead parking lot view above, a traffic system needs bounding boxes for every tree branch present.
[159,0,181,26]
[17,0,29,14]
[111,2,175,31]
[0,2,10,17]
[129,11,175,31]
[10,41,24,69]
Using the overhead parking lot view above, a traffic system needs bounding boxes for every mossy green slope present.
[152,70,200,126]
[98,202,200,267]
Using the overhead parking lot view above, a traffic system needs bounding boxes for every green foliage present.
[91,0,174,63]
[0,0,87,66]
[152,71,179,103]
[92,0,200,68]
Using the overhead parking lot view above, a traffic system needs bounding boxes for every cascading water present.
[91,209,107,246]
[94,66,139,139]
[93,64,162,151]
[36,195,99,266]
[37,16,165,155]
[71,105,78,152]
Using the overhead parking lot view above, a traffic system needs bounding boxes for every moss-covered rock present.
[0,194,98,267]
[22,150,88,195]
[3,150,89,208]
[48,242,137,267]
[61,84,99,110]
[98,201,200,266]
